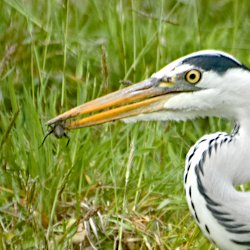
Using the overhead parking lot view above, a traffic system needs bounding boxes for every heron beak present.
[47,77,199,129]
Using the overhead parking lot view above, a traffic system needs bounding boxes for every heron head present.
[47,50,250,130]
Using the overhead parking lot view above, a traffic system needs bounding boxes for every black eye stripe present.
[181,54,249,74]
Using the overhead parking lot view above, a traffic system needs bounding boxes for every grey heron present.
[47,50,250,250]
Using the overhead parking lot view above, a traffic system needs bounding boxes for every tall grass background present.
[1,0,250,249]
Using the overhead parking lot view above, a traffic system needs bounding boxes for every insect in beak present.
[40,123,70,147]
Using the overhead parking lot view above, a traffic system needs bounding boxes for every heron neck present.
[202,122,250,199]
[185,121,250,249]
[230,121,250,185]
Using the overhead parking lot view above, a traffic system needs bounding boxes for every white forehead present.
[151,50,241,78]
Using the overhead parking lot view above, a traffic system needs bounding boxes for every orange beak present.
[46,77,198,130]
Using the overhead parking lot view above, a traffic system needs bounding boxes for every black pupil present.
[189,73,196,80]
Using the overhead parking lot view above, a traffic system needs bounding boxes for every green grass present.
[1,0,250,249]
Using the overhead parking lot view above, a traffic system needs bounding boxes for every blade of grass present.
[0,108,20,151]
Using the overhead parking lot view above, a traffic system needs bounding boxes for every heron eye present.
[185,69,201,84]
